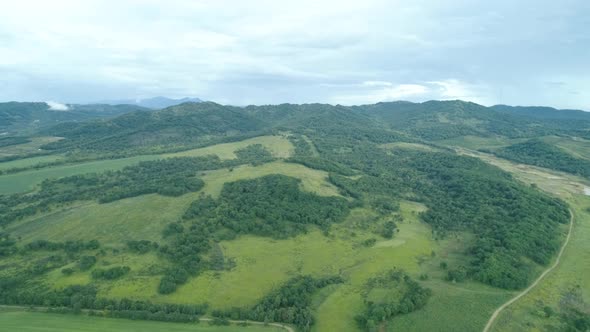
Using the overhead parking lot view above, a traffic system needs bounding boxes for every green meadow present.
[0,310,283,332]
[0,135,292,194]
[2,132,588,332]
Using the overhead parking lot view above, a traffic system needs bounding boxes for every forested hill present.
[38,99,590,155]
[0,102,149,135]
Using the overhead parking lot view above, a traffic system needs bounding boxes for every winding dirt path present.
[482,208,574,332]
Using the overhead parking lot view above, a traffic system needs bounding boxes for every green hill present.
[0,100,587,331]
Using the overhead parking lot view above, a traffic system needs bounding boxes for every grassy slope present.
[0,310,282,332]
[0,135,292,194]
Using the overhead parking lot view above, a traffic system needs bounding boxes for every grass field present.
[200,161,340,198]
[436,135,526,150]
[0,154,66,171]
[0,310,283,332]
[0,135,292,194]
[379,142,440,152]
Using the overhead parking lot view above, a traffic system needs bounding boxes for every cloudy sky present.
[0,0,588,109]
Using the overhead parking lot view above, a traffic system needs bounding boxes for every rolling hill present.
[0,100,589,332]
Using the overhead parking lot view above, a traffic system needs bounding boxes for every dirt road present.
[482,208,574,332]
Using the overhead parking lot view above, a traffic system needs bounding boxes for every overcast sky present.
[0,0,588,109]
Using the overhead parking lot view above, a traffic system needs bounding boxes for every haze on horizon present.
[0,0,588,109]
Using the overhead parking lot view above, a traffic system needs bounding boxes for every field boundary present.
[0,305,294,332]
[482,208,574,332]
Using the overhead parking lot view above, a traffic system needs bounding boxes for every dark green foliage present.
[213,275,342,331]
[0,232,17,257]
[381,221,397,239]
[61,268,75,275]
[362,238,377,247]
[395,150,570,289]
[310,134,569,289]
[91,266,130,280]
[446,266,468,282]
[0,102,147,135]
[492,139,590,178]
[25,239,100,253]
[559,286,590,331]
[127,240,159,254]
[233,144,274,166]
[158,268,190,294]
[0,136,31,147]
[79,256,97,270]
[371,197,400,214]
[0,283,207,323]
[544,306,555,318]
[356,269,432,331]
[30,255,67,275]
[0,157,214,226]
[288,156,356,175]
[183,174,350,238]
[41,102,265,153]
[157,224,211,293]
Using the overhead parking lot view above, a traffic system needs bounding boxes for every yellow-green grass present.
[7,193,199,245]
[199,162,340,198]
[95,202,445,323]
[0,154,66,171]
[314,202,513,332]
[165,135,293,160]
[0,135,293,194]
[436,135,526,150]
[379,142,439,152]
[0,136,62,157]
[0,155,161,194]
[541,135,590,161]
[0,310,283,332]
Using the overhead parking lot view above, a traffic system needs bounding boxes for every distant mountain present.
[41,102,264,152]
[491,104,590,120]
[98,97,203,109]
[32,99,590,154]
[0,102,149,135]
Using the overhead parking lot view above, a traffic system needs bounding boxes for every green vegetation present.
[356,269,432,331]
[2,100,588,331]
[184,175,349,238]
[489,139,590,178]
[213,275,342,331]
[0,311,284,332]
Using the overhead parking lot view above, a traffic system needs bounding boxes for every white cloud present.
[46,101,69,111]
[0,0,587,109]
[362,81,394,87]
[329,79,492,106]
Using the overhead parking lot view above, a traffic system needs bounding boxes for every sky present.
[0,0,588,109]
